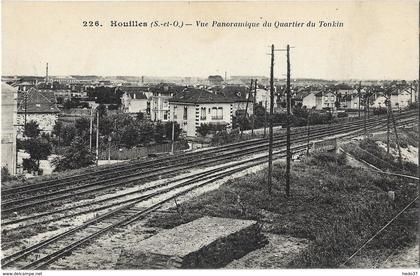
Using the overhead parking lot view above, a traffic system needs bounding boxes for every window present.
[211,107,223,120]
[164,112,168,120]
[211,107,218,120]
[173,106,178,119]
[200,107,206,120]
[183,106,188,120]
[217,107,223,120]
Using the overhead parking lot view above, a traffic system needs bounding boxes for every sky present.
[2,1,419,80]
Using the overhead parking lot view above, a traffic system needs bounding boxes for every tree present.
[75,117,91,140]
[164,121,181,140]
[138,121,154,144]
[52,121,63,147]
[61,124,77,146]
[52,137,95,172]
[121,124,139,148]
[25,138,51,163]
[97,104,107,118]
[154,122,165,143]
[24,120,41,138]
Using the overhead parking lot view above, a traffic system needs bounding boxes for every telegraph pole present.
[389,103,403,168]
[264,100,268,138]
[306,108,311,155]
[89,108,93,151]
[285,45,291,197]
[358,81,361,117]
[23,90,28,135]
[267,44,275,195]
[171,120,175,155]
[96,109,100,166]
[386,97,390,154]
[240,79,254,138]
[251,79,257,136]
[363,92,368,137]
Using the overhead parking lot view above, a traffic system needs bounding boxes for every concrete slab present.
[116,216,267,269]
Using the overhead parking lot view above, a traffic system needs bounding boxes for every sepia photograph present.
[0,0,419,273]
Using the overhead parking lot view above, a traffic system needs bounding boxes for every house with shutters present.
[119,87,150,116]
[150,84,185,122]
[169,88,234,137]
[302,90,337,110]
[16,88,60,137]
[217,85,254,118]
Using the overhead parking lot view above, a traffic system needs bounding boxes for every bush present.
[22,158,39,173]
[52,137,95,172]
[337,112,349,118]
[373,107,387,115]
[197,123,211,137]
[1,166,16,182]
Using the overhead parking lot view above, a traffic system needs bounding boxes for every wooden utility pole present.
[367,89,370,120]
[285,45,291,197]
[96,109,100,166]
[240,79,254,138]
[358,81,361,117]
[386,98,390,154]
[306,109,311,155]
[264,99,268,138]
[89,108,93,151]
[171,120,175,154]
[268,44,275,194]
[251,79,257,136]
[23,90,28,134]
[389,103,403,167]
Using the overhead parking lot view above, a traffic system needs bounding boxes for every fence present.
[98,141,189,160]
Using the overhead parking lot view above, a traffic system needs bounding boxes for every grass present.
[342,137,418,176]
[146,152,418,268]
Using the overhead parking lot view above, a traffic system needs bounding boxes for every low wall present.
[115,216,267,269]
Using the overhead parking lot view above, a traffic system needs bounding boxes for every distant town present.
[1,66,418,178]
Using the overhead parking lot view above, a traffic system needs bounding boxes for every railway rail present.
[2,110,416,197]
[1,111,417,270]
[2,112,416,216]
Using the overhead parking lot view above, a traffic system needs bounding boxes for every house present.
[120,87,149,115]
[16,88,60,136]
[218,85,254,118]
[150,84,185,122]
[302,90,337,110]
[254,88,277,109]
[54,89,72,100]
[169,88,234,137]
[349,95,363,110]
[1,83,17,174]
[391,89,412,109]
[371,95,387,109]
[11,81,35,92]
[302,91,321,109]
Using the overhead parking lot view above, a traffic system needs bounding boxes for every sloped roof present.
[218,86,251,102]
[127,91,148,100]
[118,87,149,99]
[17,88,60,113]
[170,88,234,104]
[149,84,186,94]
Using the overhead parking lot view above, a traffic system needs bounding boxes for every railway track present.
[3,111,415,199]
[1,112,417,217]
[1,112,417,270]
[2,112,416,217]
